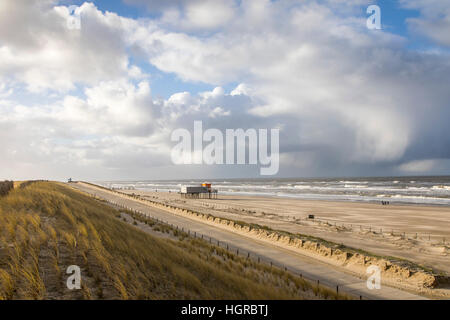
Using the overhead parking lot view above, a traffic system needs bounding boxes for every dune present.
[0,181,344,300]
[120,189,450,276]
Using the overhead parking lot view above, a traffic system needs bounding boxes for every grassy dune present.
[0,181,13,197]
[0,181,346,300]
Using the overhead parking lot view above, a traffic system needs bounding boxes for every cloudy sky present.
[1,0,450,181]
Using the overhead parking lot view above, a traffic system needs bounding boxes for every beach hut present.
[180,183,218,199]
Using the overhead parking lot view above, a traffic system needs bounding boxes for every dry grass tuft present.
[0,181,350,300]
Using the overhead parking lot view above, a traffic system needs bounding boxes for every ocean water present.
[96,176,450,206]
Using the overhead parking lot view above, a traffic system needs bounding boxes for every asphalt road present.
[69,182,427,300]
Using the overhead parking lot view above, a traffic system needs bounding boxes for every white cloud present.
[132,0,446,167]
[0,0,142,92]
[0,80,260,179]
[166,0,236,30]
[208,107,230,118]
[400,0,450,47]
[133,2,426,168]
[398,159,450,173]
[0,82,13,98]
[230,83,249,96]
[1,0,450,179]
[127,0,236,30]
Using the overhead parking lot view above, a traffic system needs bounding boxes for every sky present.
[1,0,450,181]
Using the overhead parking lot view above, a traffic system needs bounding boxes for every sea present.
[96,176,450,206]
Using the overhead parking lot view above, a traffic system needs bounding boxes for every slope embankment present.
[0,181,340,300]
[74,182,446,299]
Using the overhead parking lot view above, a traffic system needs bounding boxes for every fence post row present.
[92,184,369,300]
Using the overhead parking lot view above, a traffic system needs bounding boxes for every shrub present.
[0,181,14,197]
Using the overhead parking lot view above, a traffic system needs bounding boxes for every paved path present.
[69,182,428,300]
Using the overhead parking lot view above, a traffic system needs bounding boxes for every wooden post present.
[315,280,319,297]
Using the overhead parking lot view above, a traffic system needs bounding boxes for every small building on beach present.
[180,183,218,199]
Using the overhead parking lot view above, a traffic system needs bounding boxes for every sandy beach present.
[121,190,450,274]
[74,182,435,299]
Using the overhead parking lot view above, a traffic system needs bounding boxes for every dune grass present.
[0,181,348,300]
[0,181,14,197]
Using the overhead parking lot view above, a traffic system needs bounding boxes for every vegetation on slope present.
[0,181,346,300]
[0,181,13,197]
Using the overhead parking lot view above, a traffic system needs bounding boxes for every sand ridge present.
[120,189,450,276]
[77,183,450,297]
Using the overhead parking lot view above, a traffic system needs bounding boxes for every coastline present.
[96,175,450,207]
[209,190,450,208]
[120,189,450,275]
[72,181,439,299]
